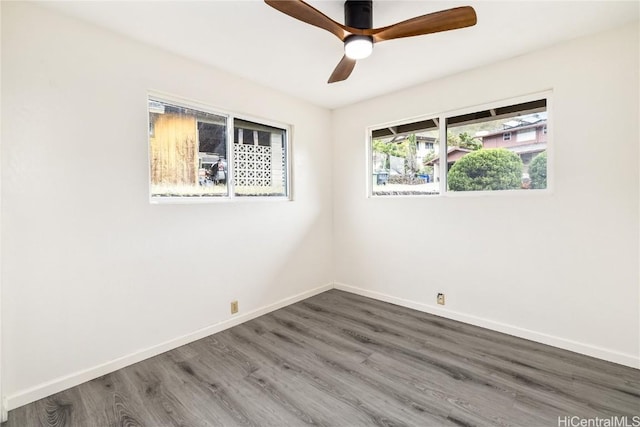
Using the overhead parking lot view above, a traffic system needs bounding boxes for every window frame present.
[367,91,552,198]
[148,92,292,204]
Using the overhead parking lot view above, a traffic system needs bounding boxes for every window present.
[370,118,440,196]
[148,96,289,200]
[446,98,547,192]
[369,94,549,196]
[233,119,287,197]
[516,129,536,142]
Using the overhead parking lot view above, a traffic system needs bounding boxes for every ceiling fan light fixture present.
[344,35,373,60]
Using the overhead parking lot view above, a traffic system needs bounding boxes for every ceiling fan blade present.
[369,6,477,42]
[264,0,349,41]
[328,55,356,84]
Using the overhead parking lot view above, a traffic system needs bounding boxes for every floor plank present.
[5,290,640,426]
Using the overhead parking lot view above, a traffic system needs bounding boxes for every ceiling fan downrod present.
[345,0,372,29]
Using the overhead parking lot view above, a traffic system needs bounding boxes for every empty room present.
[1,1,639,426]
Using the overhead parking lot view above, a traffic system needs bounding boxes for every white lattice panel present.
[233,144,273,187]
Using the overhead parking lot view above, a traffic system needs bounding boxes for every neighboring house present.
[425,147,473,182]
[425,118,547,182]
[415,135,438,166]
[481,118,547,166]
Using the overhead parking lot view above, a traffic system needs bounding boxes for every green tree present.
[405,134,419,175]
[373,139,406,170]
[372,139,406,158]
[448,149,523,191]
[529,151,547,189]
[421,150,437,175]
[457,132,482,150]
[447,131,482,150]
[447,131,460,147]
[373,135,423,175]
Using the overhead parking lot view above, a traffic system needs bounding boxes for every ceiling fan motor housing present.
[345,0,372,29]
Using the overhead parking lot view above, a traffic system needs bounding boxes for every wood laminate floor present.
[5,290,640,427]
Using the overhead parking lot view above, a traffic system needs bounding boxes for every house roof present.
[482,120,547,139]
[425,147,473,165]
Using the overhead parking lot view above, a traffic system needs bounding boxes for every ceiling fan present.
[265,0,477,83]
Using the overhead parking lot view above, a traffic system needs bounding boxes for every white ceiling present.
[40,0,639,109]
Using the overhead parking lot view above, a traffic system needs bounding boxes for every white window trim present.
[365,112,442,198]
[367,90,553,198]
[147,91,292,203]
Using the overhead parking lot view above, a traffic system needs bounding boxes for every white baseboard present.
[334,282,640,370]
[6,283,333,411]
[1,397,7,423]
[7,281,638,412]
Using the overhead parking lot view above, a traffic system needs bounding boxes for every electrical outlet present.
[437,293,445,305]
[231,300,239,314]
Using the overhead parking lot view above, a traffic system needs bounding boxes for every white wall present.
[332,23,639,368]
[1,2,333,408]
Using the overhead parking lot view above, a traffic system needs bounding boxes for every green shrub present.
[448,149,523,191]
[529,151,547,189]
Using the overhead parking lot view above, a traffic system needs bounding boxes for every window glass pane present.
[233,119,287,197]
[371,120,440,196]
[149,99,228,198]
[446,100,547,192]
